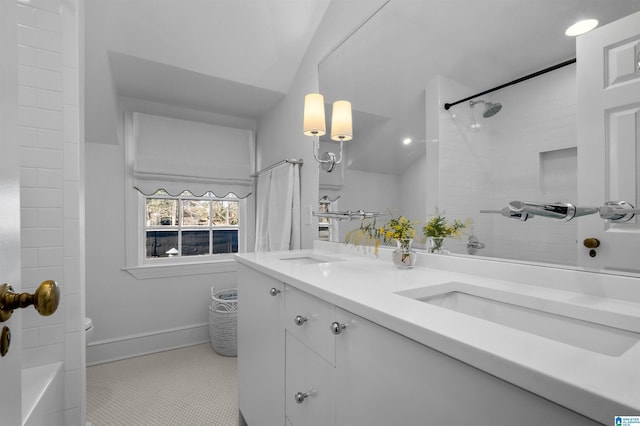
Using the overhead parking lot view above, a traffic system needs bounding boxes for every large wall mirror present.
[318,0,640,274]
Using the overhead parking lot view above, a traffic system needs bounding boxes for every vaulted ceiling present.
[85,0,640,162]
[85,0,331,144]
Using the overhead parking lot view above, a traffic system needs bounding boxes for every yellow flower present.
[380,215,417,243]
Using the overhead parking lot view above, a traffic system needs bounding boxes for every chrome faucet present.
[508,201,599,221]
[480,207,533,221]
[598,201,640,223]
[482,200,640,223]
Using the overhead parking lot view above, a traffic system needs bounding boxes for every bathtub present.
[22,362,63,426]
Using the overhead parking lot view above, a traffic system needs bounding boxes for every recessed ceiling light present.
[565,19,598,36]
[402,138,412,145]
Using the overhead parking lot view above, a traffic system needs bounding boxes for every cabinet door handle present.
[294,391,310,404]
[269,287,281,296]
[330,321,347,335]
[294,315,308,326]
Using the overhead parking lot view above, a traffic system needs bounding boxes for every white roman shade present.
[131,113,253,198]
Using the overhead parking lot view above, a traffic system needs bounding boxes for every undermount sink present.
[279,255,338,265]
[395,282,640,357]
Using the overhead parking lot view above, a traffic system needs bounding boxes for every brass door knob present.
[0,326,10,357]
[0,280,60,322]
[583,238,600,249]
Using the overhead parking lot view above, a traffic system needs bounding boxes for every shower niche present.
[539,147,578,197]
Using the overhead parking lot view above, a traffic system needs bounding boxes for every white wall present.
[256,0,388,249]
[85,82,257,366]
[401,154,428,229]
[322,169,401,242]
[432,65,578,264]
[17,0,84,423]
[430,75,495,255]
[318,159,428,244]
[85,126,239,365]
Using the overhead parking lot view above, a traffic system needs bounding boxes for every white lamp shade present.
[331,100,353,141]
[303,93,326,136]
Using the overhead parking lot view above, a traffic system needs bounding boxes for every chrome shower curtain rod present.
[443,58,576,111]
[250,158,303,178]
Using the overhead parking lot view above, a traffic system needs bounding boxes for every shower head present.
[469,99,502,118]
[482,101,502,118]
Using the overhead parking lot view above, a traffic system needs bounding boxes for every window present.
[144,190,239,259]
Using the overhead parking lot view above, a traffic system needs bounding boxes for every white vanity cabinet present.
[333,308,601,426]
[237,264,285,426]
[238,263,602,426]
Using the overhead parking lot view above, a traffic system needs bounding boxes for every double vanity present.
[235,241,640,425]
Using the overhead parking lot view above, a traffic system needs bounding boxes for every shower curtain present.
[255,163,301,251]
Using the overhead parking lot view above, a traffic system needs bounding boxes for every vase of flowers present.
[345,214,418,268]
[391,238,416,269]
[381,216,417,269]
[428,236,447,254]
[423,210,470,254]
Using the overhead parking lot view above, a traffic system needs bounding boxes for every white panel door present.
[577,11,640,273]
[0,0,23,423]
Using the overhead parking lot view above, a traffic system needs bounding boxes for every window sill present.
[123,259,237,279]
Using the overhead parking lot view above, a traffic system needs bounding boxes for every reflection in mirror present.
[318,0,640,273]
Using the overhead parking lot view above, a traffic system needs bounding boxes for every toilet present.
[84,317,94,344]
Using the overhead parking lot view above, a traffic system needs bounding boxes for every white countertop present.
[235,243,640,424]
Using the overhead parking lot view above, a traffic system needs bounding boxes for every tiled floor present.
[87,344,238,425]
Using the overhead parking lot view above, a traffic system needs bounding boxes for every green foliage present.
[423,209,470,239]
[380,215,417,242]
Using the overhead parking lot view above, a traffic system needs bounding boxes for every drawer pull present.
[294,391,310,404]
[330,321,347,335]
[294,315,308,326]
[269,287,281,296]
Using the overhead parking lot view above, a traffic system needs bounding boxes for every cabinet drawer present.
[285,331,335,426]
[285,285,335,364]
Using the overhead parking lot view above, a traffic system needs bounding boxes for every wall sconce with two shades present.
[303,93,352,172]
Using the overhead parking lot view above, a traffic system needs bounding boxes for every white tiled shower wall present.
[17,0,84,424]
[433,65,577,265]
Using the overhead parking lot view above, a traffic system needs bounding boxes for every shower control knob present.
[269,287,281,296]
[294,391,310,404]
[294,315,308,326]
[583,238,600,249]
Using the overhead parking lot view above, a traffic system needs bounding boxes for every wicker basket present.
[209,288,238,357]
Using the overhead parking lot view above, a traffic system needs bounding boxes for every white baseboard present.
[87,323,210,366]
